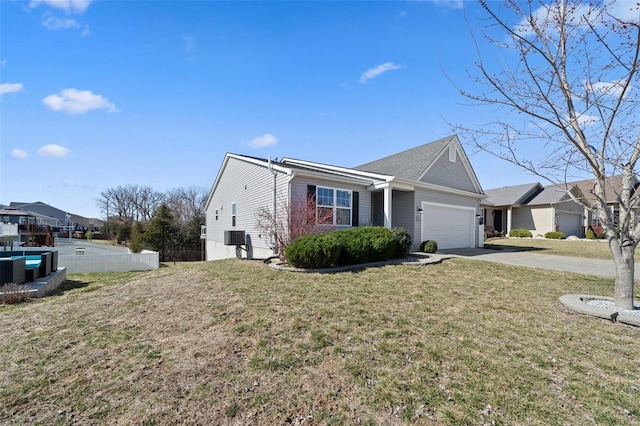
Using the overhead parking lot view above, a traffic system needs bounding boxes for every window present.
[215,209,218,221]
[231,202,236,227]
[316,186,352,225]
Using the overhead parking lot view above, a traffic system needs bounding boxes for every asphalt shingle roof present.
[354,135,455,181]
[525,184,572,205]
[482,182,542,206]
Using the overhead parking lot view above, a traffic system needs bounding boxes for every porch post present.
[506,206,512,234]
[383,186,392,229]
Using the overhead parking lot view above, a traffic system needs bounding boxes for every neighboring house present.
[204,135,486,260]
[8,201,103,234]
[482,183,585,237]
[9,201,69,229]
[570,176,640,232]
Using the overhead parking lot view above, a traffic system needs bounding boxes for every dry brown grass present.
[1,259,639,425]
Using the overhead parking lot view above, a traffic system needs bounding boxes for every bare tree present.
[456,0,640,308]
[255,193,334,260]
[164,187,207,250]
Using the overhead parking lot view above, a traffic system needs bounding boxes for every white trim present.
[282,157,393,181]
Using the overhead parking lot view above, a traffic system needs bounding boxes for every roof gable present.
[354,135,484,194]
[420,146,478,192]
[354,135,453,180]
[569,175,638,205]
[482,183,543,207]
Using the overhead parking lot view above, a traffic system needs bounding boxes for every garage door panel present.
[558,213,583,237]
[421,203,475,249]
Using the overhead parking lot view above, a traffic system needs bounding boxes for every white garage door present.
[421,202,475,249]
[557,212,583,237]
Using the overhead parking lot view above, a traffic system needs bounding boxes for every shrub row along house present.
[204,135,486,260]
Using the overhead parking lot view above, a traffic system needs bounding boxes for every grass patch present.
[1,260,639,424]
[485,237,624,260]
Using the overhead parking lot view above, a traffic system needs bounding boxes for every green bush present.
[392,227,412,258]
[85,230,93,241]
[585,228,596,239]
[332,226,397,266]
[509,228,532,238]
[544,231,565,239]
[420,240,438,253]
[285,234,341,269]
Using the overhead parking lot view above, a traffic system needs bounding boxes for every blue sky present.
[1,0,540,219]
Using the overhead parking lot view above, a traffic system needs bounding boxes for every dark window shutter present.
[352,191,359,226]
[307,185,317,223]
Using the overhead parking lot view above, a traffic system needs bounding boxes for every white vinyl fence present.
[59,252,160,273]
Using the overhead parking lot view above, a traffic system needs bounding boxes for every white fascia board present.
[281,157,393,182]
[291,168,378,186]
[408,178,487,199]
[367,177,487,199]
[228,153,292,174]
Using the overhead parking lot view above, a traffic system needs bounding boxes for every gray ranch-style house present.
[481,183,585,238]
[204,135,486,260]
[481,176,640,238]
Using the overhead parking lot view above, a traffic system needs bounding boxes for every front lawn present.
[1,259,639,424]
[485,237,623,260]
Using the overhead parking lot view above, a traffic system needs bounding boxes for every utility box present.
[224,230,245,246]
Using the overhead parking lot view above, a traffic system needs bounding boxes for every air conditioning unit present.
[224,230,246,245]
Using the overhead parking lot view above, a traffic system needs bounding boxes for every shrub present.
[332,226,397,266]
[85,230,93,241]
[392,227,412,258]
[509,228,532,238]
[285,234,341,269]
[1,283,31,305]
[420,240,438,253]
[545,231,565,239]
[585,228,596,239]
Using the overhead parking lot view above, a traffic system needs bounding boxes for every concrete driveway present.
[438,247,640,279]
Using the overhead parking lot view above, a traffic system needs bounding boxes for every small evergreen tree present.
[146,204,176,262]
[129,222,146,253]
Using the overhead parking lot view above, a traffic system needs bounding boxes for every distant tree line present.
[96,185,207,261]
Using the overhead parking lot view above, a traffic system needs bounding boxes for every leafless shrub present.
[1,283,32,305]
[255,194,334,260]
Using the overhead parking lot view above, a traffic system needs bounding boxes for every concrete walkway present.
[437,247,640,279]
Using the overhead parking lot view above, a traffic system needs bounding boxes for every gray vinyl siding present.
[289,176,371,228]
[391,190,415,240]
[415,188,479,209]
[555,200,583,213]
[420,150,477,193]
[206,157,289,257]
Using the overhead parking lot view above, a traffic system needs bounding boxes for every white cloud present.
[588,80,630,97]
[11,149,29,159]
[359,62,403,84]
[38,144,71,157]
[41,14,90,35]
[29,0,93,14]
[0,82,24,95]
[248,134,278,148]
[607,1,640,23]
[429,0,463,10]
[42,88,118,114]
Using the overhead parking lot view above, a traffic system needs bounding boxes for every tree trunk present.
[610,238,635,310]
